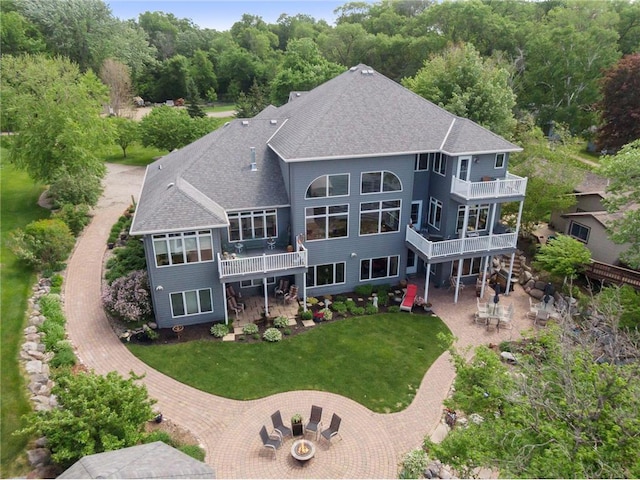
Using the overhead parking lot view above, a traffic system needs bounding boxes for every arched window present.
[305,174,349,198]
[360,171,402,194]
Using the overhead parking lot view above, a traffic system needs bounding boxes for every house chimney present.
[250,147,257,171]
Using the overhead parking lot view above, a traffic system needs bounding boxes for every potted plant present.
[291,413,303,436]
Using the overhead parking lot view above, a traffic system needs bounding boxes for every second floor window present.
[495,153,505,169]
[456,204,490,232]
[415,153,429,171]
[428,198,442,230]
[433,154,447,176]
[306,174,349,198]
[228,210,276,242]
[305,205,349,241]
[361,171,401,194]
[153,230,213,267]
[360,200,401,235]
[569,221,590,243]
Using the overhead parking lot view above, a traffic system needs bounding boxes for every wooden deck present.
[583,261,640,290]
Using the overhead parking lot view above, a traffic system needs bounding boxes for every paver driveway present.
[64,163,531,478]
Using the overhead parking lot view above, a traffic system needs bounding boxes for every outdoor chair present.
[271,410,292,440]
[227,296,245,320]
[226,285,242,300]
[259,425,282,459]
[449,276,465,291]
[320,413,342,445]
[535,310,549,327]
[474,310,489,325]
[284,285,299,305]
[304,405,323,440]
[274,279,289,300]
[477,298,488,313]
[400,284,418,312]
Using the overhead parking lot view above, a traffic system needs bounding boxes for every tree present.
[534,234,592,291]
[189,49,217,101]
[235,80,269,118]
[139,105,214,151]
[0,9,45,55]
[598,140,640,269]
[110,117,139,158]
[402,43,517,138]
[100,58,132,116]
[2,54,110,185]
[8,219,75,270]
[596,53,640,151]
[17,370,156,468]
[426,319,640,478]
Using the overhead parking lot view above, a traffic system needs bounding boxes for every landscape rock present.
[26,448,50,468]
[25,360,43,374]
[529,288,544,300]
[500,351,517,364]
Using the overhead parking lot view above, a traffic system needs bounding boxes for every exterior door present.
[457,156,471,181]
[406,248,417,275]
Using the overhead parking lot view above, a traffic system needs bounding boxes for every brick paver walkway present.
[64,164,532,478]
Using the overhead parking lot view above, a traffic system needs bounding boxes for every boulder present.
[23,341,39,352]
[25,360,43,374]
[26,448,50,468]
[534,280,547,291]
[24,325,38,335]
[529,288,544,300]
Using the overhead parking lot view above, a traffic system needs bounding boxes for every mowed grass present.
[129,314,451,413]
[99,142,167,167]
[203,103,236,113]
[1,149,48,477]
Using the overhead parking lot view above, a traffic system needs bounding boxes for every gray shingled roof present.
[57,442,215,479]
[131,64,521,234]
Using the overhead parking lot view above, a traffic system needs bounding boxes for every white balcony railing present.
[406,226,517,260]
[217,248,308,279]
[451,172,527,200]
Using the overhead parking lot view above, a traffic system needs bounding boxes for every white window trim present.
[360,255,400,281]
[414,153,429,171]
[152,231,214,268]
[358,199,402,236]
[228,209,277,243]
[305,204,349,242]
[456,204,490,232]
[569,221,590,243]
[306,262,346,288]
[494,153,505,169]
[169,288,213,318]
[305,173,350,199]
[360,170,403,195]
[428,197,442,230]
[433,154,447,176]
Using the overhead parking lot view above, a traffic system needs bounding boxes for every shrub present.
[40,321,66,351]
[263,327,282,342]
[388,305,401,313]
[9,219,75,270]
[48,172,103,208]
[283,328,291,335]
[306,297,319,306]
[104,238,146,284]
[50,341,76,368]
[273,316,289,328]
[300,310,313,320]
[50,274,64,288]
[210,324,229,337]
[345,299,356,310]
[143,430,175,446]
[351,306,365,316]
[178,444,206,461]
[252,333,261,340]
[237,335,246,341]
[354,284,373,296]
[365,303,378,315]
[399,448,429,479]
[331,301,347,315]
[242,323,259,335]
[335,295,347,303]
[375,284,391,297]
[377,293,389,307]
[320,308,333,320]
[102,270,152,322]
[53,203,91,236]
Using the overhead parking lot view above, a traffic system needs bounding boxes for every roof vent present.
[167,182,174,188]
[349,66,358,71]
[242,120,249,126]
[224,122,230,127]
[295,92,301,97]
[250,147,257,172]
[270,119,277,125]
[158,164,162,170]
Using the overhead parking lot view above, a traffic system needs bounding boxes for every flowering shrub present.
[101,270,152,322]
[242,323,259,335]
[263,327,282,342]
[320,308,333,320]
[210,324,229,337]
[274,316,289,328]
[399,448,429,479]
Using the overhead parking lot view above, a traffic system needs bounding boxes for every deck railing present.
[406,226,517,260]
[217,248,307,279]
[451,172,527,200]
[583,261,640,289]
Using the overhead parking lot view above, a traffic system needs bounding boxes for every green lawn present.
[99,142,168,167]
[1,149,48,477]
[203,103,236,113]
[129,314,451,413]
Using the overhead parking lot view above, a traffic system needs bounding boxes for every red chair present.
[400,284,418,312]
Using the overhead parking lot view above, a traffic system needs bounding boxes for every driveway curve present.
[64,163,529,478]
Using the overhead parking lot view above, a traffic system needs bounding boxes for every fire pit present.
[291,439,315,462]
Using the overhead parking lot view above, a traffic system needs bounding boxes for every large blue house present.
[130,65,526,328]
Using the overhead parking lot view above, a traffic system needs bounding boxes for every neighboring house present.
[550,172,629,266]
[130,64,526,329]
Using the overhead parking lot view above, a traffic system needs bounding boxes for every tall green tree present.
[139,105,215,151]
[599,140,640,269]
[534,234,592,288]
[2,54,110,184]
[110,117,139,158]
[402,43,517,138]
[189,49,217,101]
[0,9,45,55]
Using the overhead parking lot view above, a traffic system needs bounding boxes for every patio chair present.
[259,425,282,459]
[320,413,342,445]
[535,310,549,327]
[227,295,245,319]
[284,285,299,304]
[449,276,465,292]
[474,310,489,325]
[304,405,323,440]
[226,284,242,300]
[271,410,292,440]
[400,284,418,312]
[274,279,289,300]
[477,298,488,312]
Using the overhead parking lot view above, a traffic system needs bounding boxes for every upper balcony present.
[406,226,517,263]
[451,172,527,202]
[217,245,308,280]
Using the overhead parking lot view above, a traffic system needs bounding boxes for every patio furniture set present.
[259,406,342,462]
[526,297,564,326]
[473,298,514,331]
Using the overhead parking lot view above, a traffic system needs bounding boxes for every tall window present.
[569,221,590,243]
[228,210,276,242]
[305,205,349,241]
[153,231,213,267]
[433,154,447,176]
[360,200,401,235]
[415,153,429,171]
[306,262,346,287]
[170,288,213,317]
[456,204,490,232]
[428,198,442,229]
[360,171,401,194]
[306,174,349,198]
[494,153,505,169]
[360,255,399,280]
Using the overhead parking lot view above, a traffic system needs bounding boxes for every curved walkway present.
[64,163,531,478]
